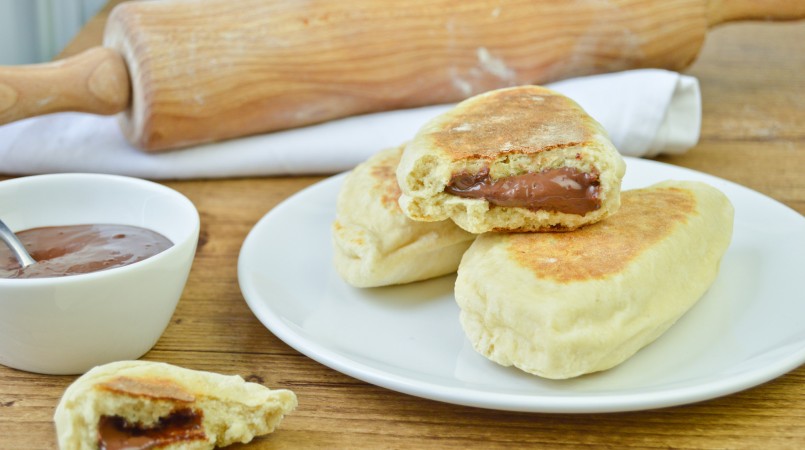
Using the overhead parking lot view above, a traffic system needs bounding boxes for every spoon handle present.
[0,219,36,268]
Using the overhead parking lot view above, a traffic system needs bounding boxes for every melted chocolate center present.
[445,167,601,215]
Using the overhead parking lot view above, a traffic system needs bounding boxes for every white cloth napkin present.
[0,69,699,180]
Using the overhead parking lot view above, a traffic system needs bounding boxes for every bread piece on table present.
[397,85,626,233]
[333,145,476,287]
[454,181,734,379]
[54,360,297,450]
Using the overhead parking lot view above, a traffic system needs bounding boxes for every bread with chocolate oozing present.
[454,181,734,379]
[54,360,297,450]
[333,145,476,287]
[396,85,626,233]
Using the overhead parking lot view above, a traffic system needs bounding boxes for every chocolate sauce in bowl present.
[0,224,173,279]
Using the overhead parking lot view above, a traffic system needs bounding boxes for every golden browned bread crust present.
[507,185,697,283]
[455,180,734,379]
[425,86,598,161]
[97,376,196,402]
[397,85,625,233]
[332,146,476,287]
[54,360,297,450]
[367,146,405,211]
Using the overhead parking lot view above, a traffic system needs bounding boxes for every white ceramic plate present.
[238,157,805,413]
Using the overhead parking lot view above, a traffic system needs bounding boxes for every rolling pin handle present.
[708,0,805,26]
[0,46,130,125]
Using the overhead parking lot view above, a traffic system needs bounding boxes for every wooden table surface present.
[1,2,804,449]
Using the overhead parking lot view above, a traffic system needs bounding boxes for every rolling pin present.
[0,0,803,152]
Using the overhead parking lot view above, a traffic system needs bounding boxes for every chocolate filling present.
[97,408,205,450]
[445,167,601,215]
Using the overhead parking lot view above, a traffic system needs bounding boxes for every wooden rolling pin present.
[0,0,803,152]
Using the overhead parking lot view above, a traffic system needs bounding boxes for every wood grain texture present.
[104,0,714,151]
[707,0,805,25]
[0,47,129,124]
[1,4,804,450]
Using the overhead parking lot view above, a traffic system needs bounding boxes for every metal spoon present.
[0,219,36,268]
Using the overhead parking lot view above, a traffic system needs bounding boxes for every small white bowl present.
[0,173,199,375]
